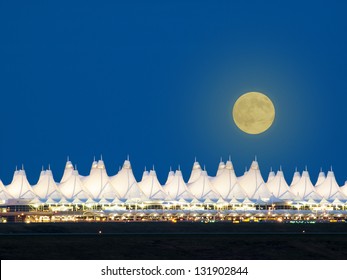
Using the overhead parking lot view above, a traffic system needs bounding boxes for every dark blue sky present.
[1,1,347,185]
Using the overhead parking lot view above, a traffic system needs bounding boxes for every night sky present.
[1,1,347,185]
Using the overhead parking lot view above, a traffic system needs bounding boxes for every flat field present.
[1,222,347,259]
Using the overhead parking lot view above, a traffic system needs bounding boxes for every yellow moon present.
[232,92,275,134]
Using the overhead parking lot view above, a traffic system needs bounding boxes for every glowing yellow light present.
[233,92,275,134]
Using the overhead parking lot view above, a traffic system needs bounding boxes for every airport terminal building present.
[1,158,347,223]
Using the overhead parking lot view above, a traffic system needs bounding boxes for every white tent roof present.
[237,167,248,180]
[99,198,111,204]
[188,160,202,183]
[187,170,220,201]
[85,197,97,204]
[165,169,175,185]
[45,197,59,204]
[229,196,241,204]
[190,197,201,204]
[29,197,43,205]
[58,169,87,200]
[139,170,167,200]
[267,169,276,183]
[141,170,149,181]
[0,180,13,201]
[238,161,271,200]
[33,169,61,200]
[268,194,283,204]
[111,197,123,204]
[340,181,347,196]
[216,160,226,176]
[305,198,318,205]
[315,170,326,186]
[60,160,74,183]
[164,170,194,201]
[332,198,344,205]
[290,170,322,200]
[255,197,267,205]
[211,160,246,200]
[82,160,117,200]
[315,171,347,200]
[6,169,36,200]
[110,160,145,201]
[266,170,294,200]
[71,197,84,204]
[290,170,301,186]
[319,198,330,205]
[242,197,254,204]
[216,197,228,204]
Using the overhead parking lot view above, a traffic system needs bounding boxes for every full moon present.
[232,92,275,134]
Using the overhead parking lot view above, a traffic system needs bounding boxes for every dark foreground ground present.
[1,222,347,259]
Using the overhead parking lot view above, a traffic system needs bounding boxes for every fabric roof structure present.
[188,160,202,183]
[6,169,36,200]
[164,170,194,201]
[332,198,344,205]
[238,160,271,200]
[0,180,13,201]
[315,171,347,200]
[82,160,117,200]
[315,170,326,186]
[290,170,301,186]
[110,160,145,201]
[216,160,226,176]
[319,198,330,205]
[60,160,74,183]
[340,181,347,197]
[187,170,220,201]
[266,170,294,200]
[139,170,167,200]
[165,169,175,185]
[33,169,62,201]
[268,194,283,204]
[141,169,149,181]
[290,170,322,200]
[211,160,246,200]
[58,168,87,200]
[229,196,241,205]
[2,158,347,207]
[267,168,276,183]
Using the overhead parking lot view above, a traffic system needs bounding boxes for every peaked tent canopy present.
[290,171,322,200]
[315,171,347,200]
[211,160,246,200]
[110,160,146,201]
[60,160,74,183]
[165,169,175,185]
[0,180,13,201]
[82,160,117,200]
[340,181,347,197]
[315,170,326,186]
[141,170,149,181]
[6,169,36,200]
[188,170,220,201]
[58,169,87,200]
[188,160,202,184]
[291,170,301,186]
[266,170,294,200]
[216,160,226,176]
[267,169,276,183]
[238,161,271,200]
[139,170,167,200]
[33,169,62,201]
[164,170,194,201]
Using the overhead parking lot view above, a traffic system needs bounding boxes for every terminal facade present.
[1,158,347,223]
